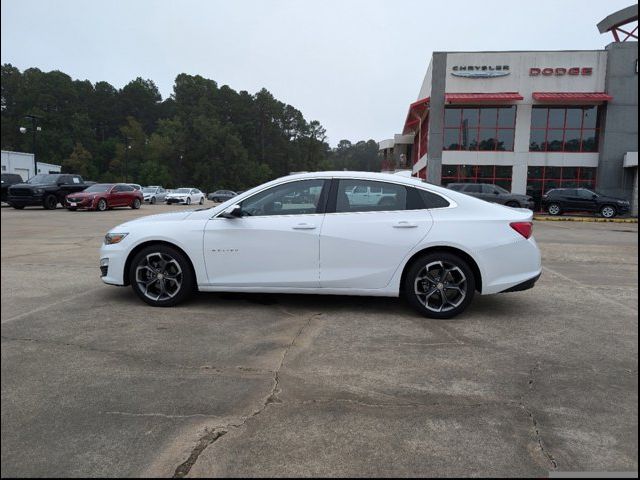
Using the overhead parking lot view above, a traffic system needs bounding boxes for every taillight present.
[510,222,533,239]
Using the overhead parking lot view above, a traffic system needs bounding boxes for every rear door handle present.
[292,223,316,230]
[393,221,418,228]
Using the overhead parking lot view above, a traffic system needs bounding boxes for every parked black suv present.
[447,183,535,209]
[7,173,89,209]
[542,188,631,218]
[1,173,24,203]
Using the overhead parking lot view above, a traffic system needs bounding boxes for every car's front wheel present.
[199,197,204,205]
[96,198,108,211]
[404,252,476,319]
[129,245,194,307]
[186,197,191,205]
[600,205,617,218]
[150,196,156,205]
[43,194,58,210]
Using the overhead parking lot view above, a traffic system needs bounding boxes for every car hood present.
[118,210,196,228]
[67,192,98,198]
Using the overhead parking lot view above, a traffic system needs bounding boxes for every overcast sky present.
[1,0,633,145]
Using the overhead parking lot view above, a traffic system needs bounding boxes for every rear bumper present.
[499,271,541,293]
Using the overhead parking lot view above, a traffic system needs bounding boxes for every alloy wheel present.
[97,199,107,211]
[135,252,183,302]
[601,206,616,218]
[548,204,561,215]
[414,261,467,313]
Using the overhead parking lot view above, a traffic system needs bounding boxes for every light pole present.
[19,115,42,177]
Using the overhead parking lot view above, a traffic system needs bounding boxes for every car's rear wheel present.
[129,245,194,307]
[43,194,58,210]
[600,205,616,218]
[132,198,141,209]
[404,252,476,319]
[547,203,562,216]
[97,198,108,211]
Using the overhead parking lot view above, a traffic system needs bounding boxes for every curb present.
[533,215,638,223]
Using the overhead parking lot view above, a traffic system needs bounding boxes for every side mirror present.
[220,204,243,219]
[272,201,282,211]
[494,191,500,195]
[592,194,598,199]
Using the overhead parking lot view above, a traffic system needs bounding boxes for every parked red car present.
[65,183,143,211]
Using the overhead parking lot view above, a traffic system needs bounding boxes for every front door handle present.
[292,223,316,230]
[393,221,418,228]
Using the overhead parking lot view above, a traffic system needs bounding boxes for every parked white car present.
[142,186,167,204]
[165,188,205,205]
[99,171,541,319]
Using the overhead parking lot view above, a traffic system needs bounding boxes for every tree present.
[62,142,94,178]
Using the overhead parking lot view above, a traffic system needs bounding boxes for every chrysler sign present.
[451,65,510,78]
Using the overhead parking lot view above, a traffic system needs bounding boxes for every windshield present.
[84,184,112,193]
[142,187,156,193]
[27,174,60,184]
[494,185,510,194]
[175,188,191,193]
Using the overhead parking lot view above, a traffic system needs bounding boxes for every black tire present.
[199,197,204,205]
[150,196,156,205]
[129,244,194,307]
[97,198,108,212]
[505,201,519,208]
[132,198,141,209]
[186,197,191,205]
[600,205,617,219]
[43,194,58,210]
[403,251,476,319]
[67,207,77,211]
[11,204,25,210]
[547,203,562,216]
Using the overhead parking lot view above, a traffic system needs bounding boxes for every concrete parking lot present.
[1,204,638,477]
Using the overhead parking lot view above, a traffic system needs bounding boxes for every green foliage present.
[1,64,381,190]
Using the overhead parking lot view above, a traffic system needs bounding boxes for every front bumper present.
[7,194,44,206]
[66,197,95,209]
[166,197,187,204]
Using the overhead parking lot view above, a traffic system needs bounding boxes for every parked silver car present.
[447,183,534,210]
[142,186,167,204]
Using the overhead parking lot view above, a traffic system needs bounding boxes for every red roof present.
[445,92,523,103]
[532,92,613,102]
[402,97,429,134]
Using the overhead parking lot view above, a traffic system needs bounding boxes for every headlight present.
[34,188,45,194]
[104,233,128,245]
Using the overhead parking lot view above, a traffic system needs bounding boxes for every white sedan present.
[165,188,205,205]
[99,172,541,319]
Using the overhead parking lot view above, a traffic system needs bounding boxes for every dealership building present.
[379,5,638,213]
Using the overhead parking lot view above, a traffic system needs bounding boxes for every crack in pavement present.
[173,429,227,478]
[170,311,322,477]
[519,362,558,470]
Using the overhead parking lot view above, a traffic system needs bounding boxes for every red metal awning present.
[402,97,429,134]
[532,92,613,102]
[445,92,523,103]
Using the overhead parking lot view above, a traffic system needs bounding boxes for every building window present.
[529,106,600,152]
[526,166,597,210]
[443,106,516,152]
[441,164,513,191]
